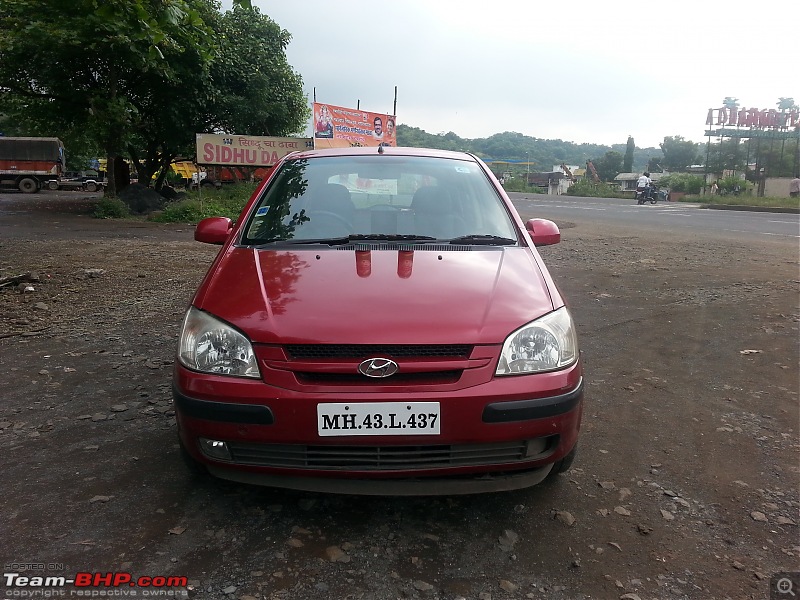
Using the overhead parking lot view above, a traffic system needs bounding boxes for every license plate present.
[317,402,440,437]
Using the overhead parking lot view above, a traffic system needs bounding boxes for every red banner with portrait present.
[313,102,397,148]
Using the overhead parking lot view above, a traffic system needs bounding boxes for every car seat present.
[411,186,467,239]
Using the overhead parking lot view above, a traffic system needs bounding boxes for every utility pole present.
[526,152,530,183]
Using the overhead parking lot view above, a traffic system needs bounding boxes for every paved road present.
[508,192,800,242]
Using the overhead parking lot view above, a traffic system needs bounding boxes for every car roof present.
[286,146,479,162]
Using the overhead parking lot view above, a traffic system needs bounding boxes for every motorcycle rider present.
[636,172,653,204]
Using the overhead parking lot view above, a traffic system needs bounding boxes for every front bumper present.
[173,379,583,425]
[173,363,583,494]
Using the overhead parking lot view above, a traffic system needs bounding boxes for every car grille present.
[224,438,556,471]
[285,344,472,360]
[295,370,461,385]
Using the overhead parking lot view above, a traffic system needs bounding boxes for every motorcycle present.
[636,185,658,205]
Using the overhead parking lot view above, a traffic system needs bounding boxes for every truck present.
[0,137,65,193]
[44,170,105,192]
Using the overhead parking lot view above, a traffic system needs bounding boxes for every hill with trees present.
[396,125,663,175]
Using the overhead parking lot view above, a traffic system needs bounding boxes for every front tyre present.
[178,436,209,477]
[546,443,578,480]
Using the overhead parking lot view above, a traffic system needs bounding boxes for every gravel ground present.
[0,191,798,600]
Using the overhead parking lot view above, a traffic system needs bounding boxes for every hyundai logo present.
[358,357,399,378]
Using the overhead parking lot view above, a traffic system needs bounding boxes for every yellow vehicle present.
[170,161,201,184]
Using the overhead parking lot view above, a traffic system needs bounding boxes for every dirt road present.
[1,191,798,600]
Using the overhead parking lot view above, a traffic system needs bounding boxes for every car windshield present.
[240,154,518,245]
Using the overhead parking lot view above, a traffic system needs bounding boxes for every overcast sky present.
[226,0,795,149]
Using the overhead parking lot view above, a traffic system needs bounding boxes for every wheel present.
[18,178,37,193]
[47,180,59,191]
[85,181,98,192]
[178,436,209,477]
[650,199,657,205]
[547,443,578,479]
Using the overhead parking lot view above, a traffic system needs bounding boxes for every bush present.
[567,179,624,198]
[718,176,748,195]
[501,178,530,193]
[93,197,130,219]
[659,173,704,194]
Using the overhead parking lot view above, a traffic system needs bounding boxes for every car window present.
[241,155,518,244]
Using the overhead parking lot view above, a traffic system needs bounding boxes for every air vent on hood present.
[335,244,475,252]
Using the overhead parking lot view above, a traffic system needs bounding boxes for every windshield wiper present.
[448,235,517,245]
[248,237,346,247]
[279,236,351,246]
[255,234,440,247]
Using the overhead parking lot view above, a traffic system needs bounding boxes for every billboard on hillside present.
[196,134,313,166]
[313,103,396,148]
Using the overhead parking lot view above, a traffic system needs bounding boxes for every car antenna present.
[377,145,384,154]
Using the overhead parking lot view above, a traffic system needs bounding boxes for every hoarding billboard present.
[196,134,313,166]
[313,103,396,148]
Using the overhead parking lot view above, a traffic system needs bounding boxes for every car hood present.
[194,246,557,345]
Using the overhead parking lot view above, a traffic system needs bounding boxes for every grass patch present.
[149,183,256,223]
[680,195,799,210]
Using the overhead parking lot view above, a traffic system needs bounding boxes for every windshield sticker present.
[454,166,471,173]
[255,206,269,216]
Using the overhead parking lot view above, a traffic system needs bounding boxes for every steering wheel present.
[301,210,352,236]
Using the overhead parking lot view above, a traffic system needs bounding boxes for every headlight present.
[496,307,578,375]
[178,307,260,378]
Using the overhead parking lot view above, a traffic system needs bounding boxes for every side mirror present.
[195,217,233,245]
[525,218,560,246]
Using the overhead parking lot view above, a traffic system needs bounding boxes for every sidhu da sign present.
[196,134,313,166]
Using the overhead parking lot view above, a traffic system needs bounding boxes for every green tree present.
[593,150,624,182]
[126,3,309,188]
[204,6,308,138]
[624,136,635,172]
[0,0,220,195]
[705,138,747,177]
[0,113,25,136]
[0,0,301,195]
[660,136,700,171]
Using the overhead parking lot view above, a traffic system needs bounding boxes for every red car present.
[174,146,583,495]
